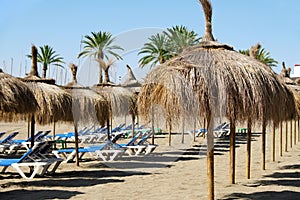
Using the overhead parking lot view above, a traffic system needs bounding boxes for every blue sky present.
[0,0,300,85]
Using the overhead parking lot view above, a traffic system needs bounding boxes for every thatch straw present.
[286,85,300,117]
[200,0,214,42]
[121,65,141,92]
[0,69,38,121]
[278,62,295,85]
[92,84,133,117]
[29,45,39,77]
[64,63,109,126]
[24,81,73,125]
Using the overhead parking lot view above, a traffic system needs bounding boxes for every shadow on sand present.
[221,190,300,200]
[0,189,83,200]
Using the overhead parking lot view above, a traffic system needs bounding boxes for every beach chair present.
[122,130,157,156]
[196,122,228,138]
[0,132,6,139]
[213,123,230,137]
[51,126,94,140]
[0,132,20,153]
[0,131,19,144]
[79,126,109,144]
[53,135,124,162]
[20,130,52,150]
[0,141,63,179]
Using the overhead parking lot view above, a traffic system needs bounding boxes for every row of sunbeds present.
[0,127,158,179]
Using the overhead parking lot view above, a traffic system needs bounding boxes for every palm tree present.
[164,25,200,55]
[239,44,278,67]
[78,31,123,84]
[138,26,200,68]
[138,33,172,68]
[27,45,64,78]
[256,48,278,67]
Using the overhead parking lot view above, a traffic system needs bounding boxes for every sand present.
[0,122,299,200]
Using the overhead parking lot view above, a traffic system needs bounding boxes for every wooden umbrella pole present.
[206,115,214,200]
[246,119,252,179]
[27,117,30,139]
[230,119,236,184]
[74,123,79,167]
[30,114,35,148]
[294,119,296,145]
[168,119,172,146]
[298,117,300,142]
[131,114,135,138]
[290,120,292,148]
[272,121,276,162]
[181,116,185,144]
[52,119,56,141]
[151,106,155,145]
[137,113,139,129]
[262,119,266,170]
[107,116,110,140]
[193,119,196,142]
[204,118,206,134]
[285,121,288,152]
[279,121,283,157]
[110,112,113,134]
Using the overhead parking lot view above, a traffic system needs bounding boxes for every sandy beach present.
[0,122,299,200]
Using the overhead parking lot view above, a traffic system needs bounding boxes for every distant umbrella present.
[121,64,141,92]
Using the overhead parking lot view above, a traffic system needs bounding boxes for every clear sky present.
[0,0,300,85]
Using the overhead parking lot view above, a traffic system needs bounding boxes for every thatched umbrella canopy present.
[92,83,134,136]
[138,0,295,199]
[0,69,38,121]
[64,63,109,126]
[92,84,132,117]
[121,65,142,93]
[22,81,73,124]
[21,45,73,147]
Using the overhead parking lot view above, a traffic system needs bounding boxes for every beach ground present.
[0,122,299,200]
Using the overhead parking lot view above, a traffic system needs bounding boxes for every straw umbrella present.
[63,63,109,166]
[138,1,295,199]
[21,45,73,147]
[0,69,38,121]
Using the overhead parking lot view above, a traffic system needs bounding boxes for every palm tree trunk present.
[99,67,103,84]
[104,68,110,83]
[98,55,104,84]
[42,63,48,78]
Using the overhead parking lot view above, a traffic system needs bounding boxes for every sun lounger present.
[53,134,124,162]
[0,141,63,179]
[0,131,19,144]
[0,132,6,139]
[194,122,230,138]
[0,132,20,153]
[121,130,157,156]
